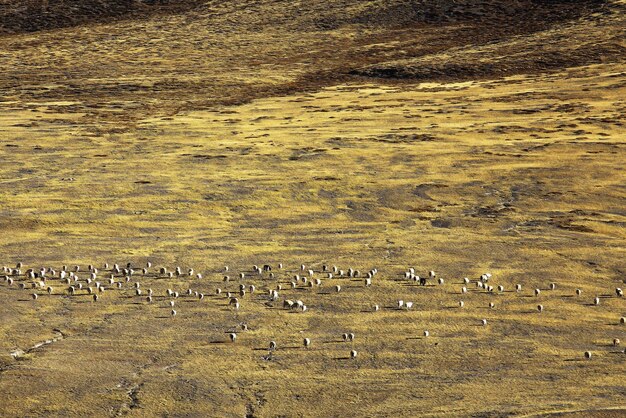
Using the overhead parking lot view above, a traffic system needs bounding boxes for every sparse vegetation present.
[0,0,625,416]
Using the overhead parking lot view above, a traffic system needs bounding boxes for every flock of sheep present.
[2,261,625,360]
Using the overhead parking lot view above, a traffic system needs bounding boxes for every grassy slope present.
[0,0,625,416]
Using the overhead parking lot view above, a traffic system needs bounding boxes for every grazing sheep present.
[342,333,349,342]
[229,297,239,306]
[516,284,522,292]
[229,333,237,342]
[315,278,322,286]
[438,278,444,285]
[171,309,177,317]
[31,293,38,300]
[224,266,229,272]
[498,285,504,293]
[419,276,427,286]
[170,300,175,307]
[481,319,488,326]
[535,289,541,296]
[373,304,380,311]
[249,285,256,294]
[69,286,76,295]
[461,287,467,294]
[365,278,372,287]
[576,288,582,296]
[616,288,623,297]
[7,278,13,286]
[487,286,494,292]
[136,289,142,296]
[405,301,414,310]
[549,283,556,290]
[304,338,311,347]
[613,338,620,346]
[620,317,625,324]
[175,267,182,276]
[198,293,204,300]
[537,304,544,312]
[584,351,591,359]
[477,282,483,289]
[146,296,153,303]
[397,300,404,309]
[350,350,357,359]
[593,297,600,306]
[429,271,436,279]
[93,294,99,302]
[335,285,341,293]
[489,302,495,309]
[348,333,355,342]
[239,273,245,280]
[47,286,53,295]
[241,324,248,331]
[278,263,283,269]
[459,301,464,308]
[269,341,277,351]
[215,288,222,295]
[116,282,123,289]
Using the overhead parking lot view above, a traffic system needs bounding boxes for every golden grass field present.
[0,0,625,416]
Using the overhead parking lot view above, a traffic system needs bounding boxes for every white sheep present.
[303,338,311,347]
[481,319,488,326]
[549,283,556,290]
[613,338,620,346]
[498,285,504,293]
[584,351,591,359]
[459,301,464,308]
[576,288,582,296]
[171,309,177,317]
[373,304,380,311]
[397,300,404,309]
[438,278,444,285]
[269,341,277,351]
[535,289,541,296]
[229,333,237,342]
[365,278,372,287]
[593,297,600,306]
[350,350,357,359]
[423,330,429,337]
[515,284,522,292]
[537,304,544,312]
[405,301,414,310]
[335,285,341,293]
[31,293,38,300]
[489,302,495,309]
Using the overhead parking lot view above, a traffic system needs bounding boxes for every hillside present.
[0,1,625,417]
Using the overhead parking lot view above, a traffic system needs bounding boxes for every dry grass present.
[0,0,625,416]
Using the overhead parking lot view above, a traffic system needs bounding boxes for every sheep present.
[327,273,333,279]
[314,278,322,286]
[335,285,341,293]
[301,305,308,312]
[136,289,142,296]
[117,282,123,289]
[461,287,467,294]
[438,278,444,285]
[269,341,277,351]
[241,324,248,331]
[47,286,53,295]
[429,271,436,278]
[549,283,556,290]
[175,267,182,276]
[487,286,494,292]
[171,309,177,317]
[616,288,623,297]
[373,304,380,311]
[489,302,495,309]
[188,268,194,277]
[31,293,38,300]
[146,296,153,303]
[584,351,591,359]
[613,338,620,346]
[481,319,488,326]
[134,282,140,289]
[593,297,600,306]
[249,285,256,294]
[423,330,429,337]
[216,288,222,295]
[198,293,204,300]
[196,273,202,279]
[620,317,625,324]
[348,333,355,342]
[99,286,105,293]
[278,263,283,269]
[69,286,76,295]
[229,297,239,306]
[477,282,484,289]
[170,300,175,307]
[405,301,414,310]
[459,301,464,308]
[303,338,311,347]
[535,289,541,296]
[239,289,246,297]
[498,285,504,293]
[342,333,349,342]
[239,273,245,280]
[93,294,99,302]
[515,284,522,292]
[350,350,357,359]
[224,266,229,272]
[229,333,237,342]
[308,269,314,277]
[576,288,582,296]
[223,275,230,282]
[160,267,167,275]
[147,261,152,268]
[365,278,372,287]
[537,304,544,312]
[397,300,404,309]
[6,277,12,286]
